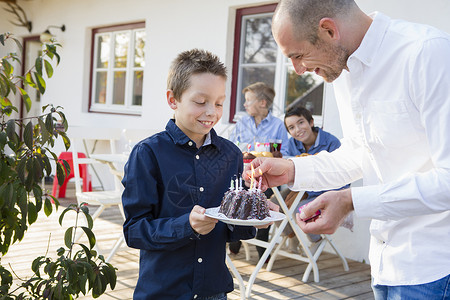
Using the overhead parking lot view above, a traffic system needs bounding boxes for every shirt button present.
[195,155,200,160]
[194,295,198,299]
[199,187,204,192]
[198,258,203,263]
[188,141,193,146]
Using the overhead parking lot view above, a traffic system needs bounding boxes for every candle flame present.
[250,164,255,190]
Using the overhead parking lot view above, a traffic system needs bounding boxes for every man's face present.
[243,91,262,117]
[273,17,350,82]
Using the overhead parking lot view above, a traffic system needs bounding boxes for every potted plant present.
[0,32,116,299]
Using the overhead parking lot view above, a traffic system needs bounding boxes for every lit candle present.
[258,169,263,190]
[239,177,242,190]
[235,177,238,192]
[230,178,234,190]
[250,164,255,190]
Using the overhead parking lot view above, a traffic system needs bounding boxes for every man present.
[245,0,450,298]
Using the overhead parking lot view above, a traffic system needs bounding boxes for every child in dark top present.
[122,49,255,300]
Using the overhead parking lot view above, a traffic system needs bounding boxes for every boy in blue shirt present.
[273,105,350,253]
[122,49,255,300]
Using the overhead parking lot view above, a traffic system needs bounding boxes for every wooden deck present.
[2,184,373,299]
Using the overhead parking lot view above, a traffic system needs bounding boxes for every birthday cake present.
[218,175,270,220]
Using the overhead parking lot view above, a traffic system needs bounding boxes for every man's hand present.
[243,157,295,191]
[189,205,218,235]
[296,189,354,234]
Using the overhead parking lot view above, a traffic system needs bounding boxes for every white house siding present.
[1,0,449,263]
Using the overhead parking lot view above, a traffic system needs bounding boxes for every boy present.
[228,82,288,259]
[122,49,255,300]
[272,105,350,254]
[229,82,288,155]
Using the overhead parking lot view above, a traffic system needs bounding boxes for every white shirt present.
[289,12,450,286]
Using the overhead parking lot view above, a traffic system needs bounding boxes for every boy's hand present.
[189,205,218,235]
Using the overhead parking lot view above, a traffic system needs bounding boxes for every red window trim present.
[229,3,277,123]
[88,21,145,114]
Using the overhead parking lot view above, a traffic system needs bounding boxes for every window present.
[230,5,324,124]
[89,22,145,114]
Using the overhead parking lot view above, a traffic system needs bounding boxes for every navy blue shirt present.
[285,127,350,198]
[122,119,255,300]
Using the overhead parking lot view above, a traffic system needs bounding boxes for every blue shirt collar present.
[166,119,219,149]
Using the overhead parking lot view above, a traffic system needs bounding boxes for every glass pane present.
[96,34,110,68]
[112,71,126,105]
[94,71,107,104]
[242,15,277,64]
[284,67,324,115]
[134,30,146,68]
[239,66,275,111]
[114,32,129,68]
[132,70,143,106]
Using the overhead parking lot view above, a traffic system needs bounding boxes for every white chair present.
[69,127,126,262]
[241,188,349,298]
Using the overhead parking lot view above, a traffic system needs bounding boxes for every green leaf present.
[17,157,27,184]
[44,59,54,78]
[23,121,34,150]
[45,112,53,134]
[60,132,71,150]
[38,117,50,145]
[35,57,43,76]
[1,58,13,76]
[64,227,73,248]
[18,87,32,113]
[0,73,10,98]
[5,119,16,142]
[28,202,37,224]
[25,72,36,88]
[78,243,92,260]
[34,72,46,94]
[32,156,42,183]
[56,247,65,256]
[58,206,73,226]
[81,226,96,249]
[44,197,52,216]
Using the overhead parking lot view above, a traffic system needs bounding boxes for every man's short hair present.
[167,49,227,100]
[242,82,276,108]
[275,0,356,44]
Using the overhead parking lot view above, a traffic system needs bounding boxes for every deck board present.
[2,184,373,299]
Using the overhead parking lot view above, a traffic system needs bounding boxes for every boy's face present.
[243,91,266,118]
[285,115,315,144]
[167,73,226,146]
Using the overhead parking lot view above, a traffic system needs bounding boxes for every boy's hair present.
[167,49,227,100]
[242,82,276,109]
[284,105,314,130]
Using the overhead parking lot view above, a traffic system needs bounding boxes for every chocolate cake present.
[218,188,270,220]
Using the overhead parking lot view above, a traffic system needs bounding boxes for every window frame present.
[88,21,145,115]
[229,4,324,125]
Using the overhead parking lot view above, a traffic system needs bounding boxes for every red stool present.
[52,152,92,198]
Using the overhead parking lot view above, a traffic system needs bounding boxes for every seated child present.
[271,105,350,254]
[122,49,255,300]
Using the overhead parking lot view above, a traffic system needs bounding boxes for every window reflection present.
[134,30,145,68]
[243,15,277,64]
[285,67,323,115]
[96,35,110,68]
[114,32,129,68]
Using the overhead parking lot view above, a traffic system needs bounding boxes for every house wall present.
[2,0,449,263]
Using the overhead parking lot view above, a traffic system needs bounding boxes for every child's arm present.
[122,144,200,251]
